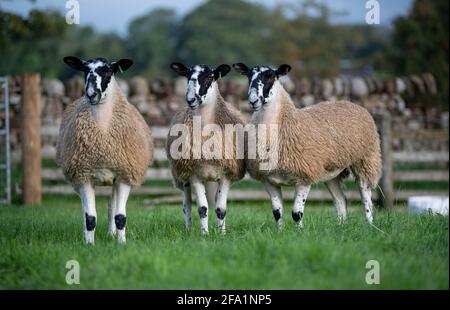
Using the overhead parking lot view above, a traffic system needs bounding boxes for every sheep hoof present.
[117,229,126,244]
[217,226,226,235]
[276,221,283,231]
[337,216,347,225]
[295,221,304,229]
[85,231,95,244]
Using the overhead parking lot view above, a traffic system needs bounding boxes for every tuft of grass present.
[0,199,448,289]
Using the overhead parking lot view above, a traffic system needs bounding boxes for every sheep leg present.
[325,178,347,224]
[107,185,117,236]
[357,178,374,224]
[77,183,97,244]
[182,183,192,231]
[292,184,311,228]
[192,176,209,234]
[215,178,231,234]
[265,181,283,229]
[114,182,131,244]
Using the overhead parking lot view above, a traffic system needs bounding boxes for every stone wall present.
[1,73,447,153]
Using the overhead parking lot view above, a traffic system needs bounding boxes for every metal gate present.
[0,76,11,204]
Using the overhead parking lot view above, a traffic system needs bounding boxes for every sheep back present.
[248,100,381,188]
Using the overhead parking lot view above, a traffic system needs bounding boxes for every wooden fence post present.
[21,73,41,205]
[376,112,394,209]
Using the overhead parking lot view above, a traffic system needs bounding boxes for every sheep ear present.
[111,59,133,73]
[63,56,86,71]
[276,64,291,77]
[214,64,231,80]
[232,63,249,76]
[170,62,189,77]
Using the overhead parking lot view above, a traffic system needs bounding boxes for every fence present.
[4,73,449,206]
[11,123,449,206]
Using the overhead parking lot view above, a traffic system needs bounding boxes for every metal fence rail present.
[0,77,11,204]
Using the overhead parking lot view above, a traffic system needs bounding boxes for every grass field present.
[0,197,448,289]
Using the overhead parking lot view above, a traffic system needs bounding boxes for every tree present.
[0,9,127,79]
[388,0,449,107]
[0,10,69,77]
[126,9,177,78]
[177,0,270,67]
[268,1,343,77]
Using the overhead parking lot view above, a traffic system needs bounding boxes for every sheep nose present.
[187,98,195,106]
[249,91,259,102]
[87,92,99,104]
[249,100,260,110]
[87,92,97,99]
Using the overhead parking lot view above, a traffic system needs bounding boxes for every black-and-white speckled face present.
[170,62,231,110]
[233,63,292,111]
[83,58,113,104]
[63,56,133,105]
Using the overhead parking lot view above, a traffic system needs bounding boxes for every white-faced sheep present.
[57,56,154,244]
[167,63,247,234]
[233,63,382,227]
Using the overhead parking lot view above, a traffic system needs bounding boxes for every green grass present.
[0,199,448,289]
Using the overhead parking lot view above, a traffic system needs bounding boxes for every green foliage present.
[126,9,177,78]
[0,202,448,289]
[177,0,270,67]
[0,0,448,95]
[0,9,126,78]
[0,10,69,78]
[387,0,449,107]
[269,1,343,77]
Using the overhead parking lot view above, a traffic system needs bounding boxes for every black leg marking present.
[273,209,281,221]
[114,214,126,230]
[198,206,207,218]
[292,210,303,222]
[216,208,226,220]
[85,213,96,231]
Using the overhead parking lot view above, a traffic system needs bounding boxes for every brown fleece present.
[247,86,382,188]
[56,87,154,186]
[166,94,247,189]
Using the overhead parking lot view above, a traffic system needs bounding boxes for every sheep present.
[233,63,382,227]
[167,63,246,234]
[57,56,154,244]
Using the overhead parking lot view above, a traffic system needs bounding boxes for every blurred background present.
[0,0,448,105]
[0,0,448,207]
